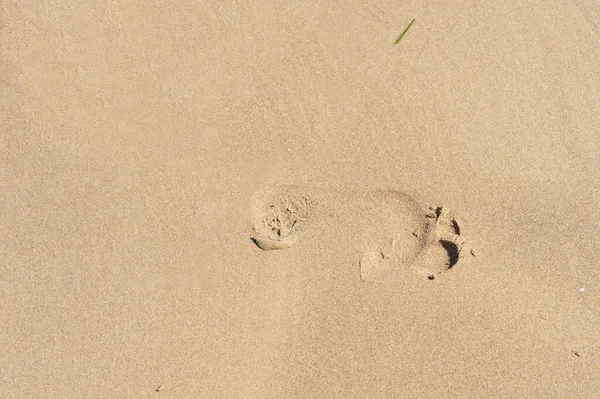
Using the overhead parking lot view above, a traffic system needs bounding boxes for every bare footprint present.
[250,185,469,281]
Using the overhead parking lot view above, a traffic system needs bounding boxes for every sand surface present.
[2,1,600,397]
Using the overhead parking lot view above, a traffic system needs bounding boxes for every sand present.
[1,1,599,397]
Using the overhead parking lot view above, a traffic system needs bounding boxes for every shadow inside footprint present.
[412,206,467,278]
[439,240,460,269]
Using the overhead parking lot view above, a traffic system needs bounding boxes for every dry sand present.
[2,1,600,397]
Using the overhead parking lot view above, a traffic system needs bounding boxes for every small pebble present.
[579,287,585,293]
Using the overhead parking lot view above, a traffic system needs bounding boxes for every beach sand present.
[2,1,599,397]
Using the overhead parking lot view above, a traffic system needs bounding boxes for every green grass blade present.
[394,18,415,45]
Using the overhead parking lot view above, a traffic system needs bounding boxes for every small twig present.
[394,18,415,45]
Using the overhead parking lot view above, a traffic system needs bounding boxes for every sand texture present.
[2,1,600,397]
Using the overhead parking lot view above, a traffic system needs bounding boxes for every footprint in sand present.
[250,185,469,281]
